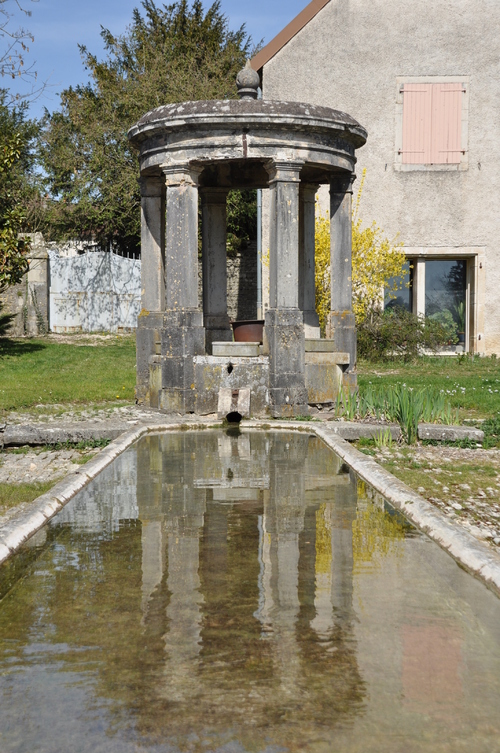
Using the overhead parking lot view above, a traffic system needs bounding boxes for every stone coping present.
[0,418,484,448]
[0,419,498,599]
[212,342,260,357]
[128,99,367,148]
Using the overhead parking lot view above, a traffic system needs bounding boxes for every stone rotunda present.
[128,64,367,418]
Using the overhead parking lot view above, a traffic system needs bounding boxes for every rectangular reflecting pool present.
[1,430,500,753]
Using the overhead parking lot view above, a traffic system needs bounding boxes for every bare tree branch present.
[0,0,45,104]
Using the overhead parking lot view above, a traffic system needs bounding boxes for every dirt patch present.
[32,333,135,346]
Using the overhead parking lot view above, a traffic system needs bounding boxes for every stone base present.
[136,312,164,404]
[160,387,196,414]
[269,387,309,418]
[193,356,269,416]
[265,309,308,417]
[305,363,343,404]
[149,355,162,409]
[326,311,356,370]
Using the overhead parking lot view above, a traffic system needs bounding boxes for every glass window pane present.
[385,262,412,311]
[425,259,466,340]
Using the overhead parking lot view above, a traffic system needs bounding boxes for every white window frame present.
[403,247,485,355]
[394,76,470,172]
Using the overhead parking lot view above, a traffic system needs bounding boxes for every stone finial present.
[236,61,260,100]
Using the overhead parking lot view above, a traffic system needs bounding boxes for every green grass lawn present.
[358,355,500,420]
[0,336,136,414]
[0,480,61,512]
[1,336,499,423]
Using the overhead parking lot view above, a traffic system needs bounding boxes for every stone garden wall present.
[0,235,259,335]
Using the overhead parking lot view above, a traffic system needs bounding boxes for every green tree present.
[39,0,255,254]
[0,89,38,293]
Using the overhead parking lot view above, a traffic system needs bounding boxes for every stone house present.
[252,0,499,355]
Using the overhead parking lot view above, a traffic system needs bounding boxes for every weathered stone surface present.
[217,387,251,419]
[160,387,195,414]
[268,387,309,418]
[326,422,400,440]
[326,311,356,370]
[305,362,343,404]
[418,424,485,442]
[140,176,165,313]
[149,355,162,409]
[299,183,321,338]
[136,312,164,402]
[194,355,269,416]
[305,339,348,356]
[212,342,260,357]
[2,423,126,446]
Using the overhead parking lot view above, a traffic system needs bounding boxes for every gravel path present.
[0,448,97,485]
[373,444,500,549]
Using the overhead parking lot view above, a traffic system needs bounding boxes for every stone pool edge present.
[1,418,499,600]
[260,421,500,598]
[0,420,221,568]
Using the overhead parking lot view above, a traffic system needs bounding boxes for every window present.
[425,260,467,348]
[384,262,412,312]
[384,255,479,354]
[395,77,469,171]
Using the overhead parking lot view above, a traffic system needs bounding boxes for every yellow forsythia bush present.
[315,170,406,331]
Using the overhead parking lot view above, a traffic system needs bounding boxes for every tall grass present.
[336,384,459,443]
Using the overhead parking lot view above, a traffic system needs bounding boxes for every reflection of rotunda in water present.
[133,431,365,736]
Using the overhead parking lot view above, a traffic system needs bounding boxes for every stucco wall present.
[261,0,499,354]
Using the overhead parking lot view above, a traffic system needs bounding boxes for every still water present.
[0,431,499,753]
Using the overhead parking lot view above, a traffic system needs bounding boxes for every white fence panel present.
[49,251,141,332]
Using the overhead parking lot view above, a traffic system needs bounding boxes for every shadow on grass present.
[0,338,48,358]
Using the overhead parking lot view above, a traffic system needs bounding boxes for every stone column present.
[265,160,308,417]
[201,187,231,352]
[159,163,205,414]
[140,176,165,312]
[136,176,165,403]
[299,183,320,339]
[328,173,356,381]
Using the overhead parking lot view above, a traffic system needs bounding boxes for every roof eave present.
[251,0,331,74]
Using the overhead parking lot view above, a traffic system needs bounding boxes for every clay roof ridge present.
[251,0,331,73]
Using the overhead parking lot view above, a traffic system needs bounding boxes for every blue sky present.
[4,0,309,117]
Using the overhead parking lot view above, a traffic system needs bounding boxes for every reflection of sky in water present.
[0,431,499,753]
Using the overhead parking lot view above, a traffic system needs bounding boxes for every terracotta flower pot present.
[231,320,264,344]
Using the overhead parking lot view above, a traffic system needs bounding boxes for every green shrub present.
[358,306,454,362]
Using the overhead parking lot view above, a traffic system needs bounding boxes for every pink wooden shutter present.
[401,83,432,164]
[402,82,463,165]
[431,83,463,164]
